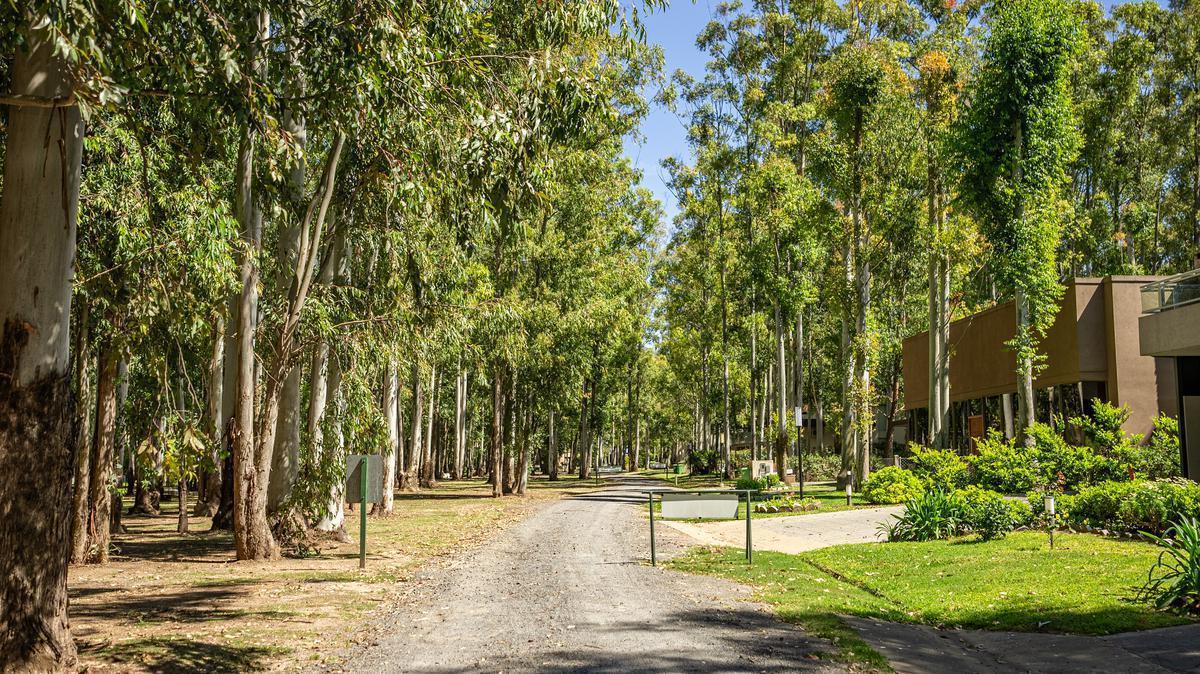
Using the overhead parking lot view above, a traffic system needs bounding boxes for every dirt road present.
[334,476,841,673]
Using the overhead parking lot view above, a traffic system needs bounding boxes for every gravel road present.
[334,475,843,673]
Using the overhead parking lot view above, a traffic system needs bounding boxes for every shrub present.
[1067,479,1200,535]
[952,486,1029,541]
[970,434,1039,493]
[862,467,924,505]
[1136,517,1200,614]
[881,490,960,542]
[1138,415,1182,480]
[687,448,718,475]
[906,444,969,489]
[797,451,840,482]
[735,473,781,492]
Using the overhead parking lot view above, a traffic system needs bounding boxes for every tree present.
[958,0,1084,445]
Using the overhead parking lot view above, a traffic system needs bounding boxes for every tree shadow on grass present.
[79,636,279,673]
[70,585,277,625]
[109,529,236,563]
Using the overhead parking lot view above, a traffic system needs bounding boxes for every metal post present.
[359,458,368,569]
[649,492,656,567]
[797,442,805,499]
[745,490,753,565]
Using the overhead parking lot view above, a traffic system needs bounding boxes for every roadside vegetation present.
[670,532,1198,670]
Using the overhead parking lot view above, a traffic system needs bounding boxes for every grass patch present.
[668,532,1197,670]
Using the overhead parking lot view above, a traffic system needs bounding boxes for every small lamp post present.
[846,482,853,506]
[1044,494,1056,550]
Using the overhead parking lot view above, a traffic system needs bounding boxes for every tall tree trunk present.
[87,348,119,562]
[404,362,424,491]
[266,66,307,517]
[515,392,531,495]
[774,302,788,478]
[0,19,84,667]
[794,308,805,457]
[198,316,224,516]
[70,303,95,564]
[578,379,593,479]
[489,368,504,497]
[453,367,466,480]
[420,365,438,488]
[231,9,275,561]
[212,295,239,531]
[377,361,400,514]
[548,408,559,480]
[1015,290,1037,446]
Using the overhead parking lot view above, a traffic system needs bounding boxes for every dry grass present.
[69,475,597,672]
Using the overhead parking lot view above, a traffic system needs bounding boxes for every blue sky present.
[623,0,1138,227]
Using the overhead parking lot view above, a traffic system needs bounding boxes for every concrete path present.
[332,475,843,673]
[660,504,902,554]
[846,617,1200,674]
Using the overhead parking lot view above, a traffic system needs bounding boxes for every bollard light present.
[1044,494,1056,550]
[846,483,853,506]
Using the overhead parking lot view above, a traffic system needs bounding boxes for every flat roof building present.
[1138,270,1200,480]
[903,276,1178,451]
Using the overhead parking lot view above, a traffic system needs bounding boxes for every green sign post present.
[346,454,382,570]
[359,459,368,569]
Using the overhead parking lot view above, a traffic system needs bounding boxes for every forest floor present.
[68,476,600,673]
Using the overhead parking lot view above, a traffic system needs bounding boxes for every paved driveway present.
[659,505,903,554]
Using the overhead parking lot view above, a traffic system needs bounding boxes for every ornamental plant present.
[862,466,924,505]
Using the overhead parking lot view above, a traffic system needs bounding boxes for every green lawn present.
[668,532,1196,671]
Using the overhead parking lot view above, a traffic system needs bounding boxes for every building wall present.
[904,276,1171,438]
[1105,277,1178,437]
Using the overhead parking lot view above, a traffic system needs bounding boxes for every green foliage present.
[957,0,1084,368]
[736,473,781,491]
[970,434,1042,493]
[798,452,842,482]
[688,449,719,475]
[1142,415,1183,480]
[953,486,1030,541]
[906,444,969,489]
[1136,517,1200,614]
[861,466,924,505]
[1064,480,1200,535]
[881,490,961,542]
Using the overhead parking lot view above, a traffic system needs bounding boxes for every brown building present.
[903,276,1178,450]
[1138,270,1200,480]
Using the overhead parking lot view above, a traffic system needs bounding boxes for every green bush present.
[906,444,969,489]
[970,434,1040,493]
[1066,479,1200,535]
[796,451,840,482]
[1136,517,1200,614]
[881,490,960,542]
[862,467,924,505]
[952,486,1029,541]
[1139,414,1182,480]
[687,448,718,475]
[735,473,781,492]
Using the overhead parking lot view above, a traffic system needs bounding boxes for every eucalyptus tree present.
[816,30,919,486]
[957,0,1084,445]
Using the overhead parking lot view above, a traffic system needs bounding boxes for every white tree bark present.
[0,17,84,669]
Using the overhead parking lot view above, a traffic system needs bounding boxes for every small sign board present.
[346,454,382,502]
[751,460,776,478]
[660,492,739,519]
